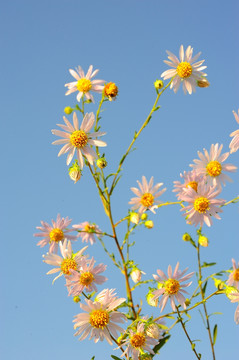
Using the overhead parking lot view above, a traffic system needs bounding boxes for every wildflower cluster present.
[34,47,239,359]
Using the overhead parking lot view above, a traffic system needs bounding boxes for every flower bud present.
[182,233,191,242]
[64,106,73,115]
[146,291,158,307]
[141,213,148,221]
[69,160,81,183]
[198,235,209,247]
[184,298,191,307]
[130,212,140,225]
[103,82,118,101]
[73,295,81,303]
[146,323,161,339]
[154,79,164,90]
[97,158,107,169]
[197,77,210,88]
[131,268,143,283]
[145,220,154,229]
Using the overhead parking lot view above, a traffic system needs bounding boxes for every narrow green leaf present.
[152,334,170,355]
[213,324,218,345]
[111,355,122,360]
[202,281,208,296]
[91,357,95,360]
[201,262,217,268]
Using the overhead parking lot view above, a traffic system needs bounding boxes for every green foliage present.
[152,334,170,356]
[213,324,218,345]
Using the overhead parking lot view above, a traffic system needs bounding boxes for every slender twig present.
[176,306,201,359]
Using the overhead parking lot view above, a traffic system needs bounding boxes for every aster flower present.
[52,112,107,168]
[180,182,225,227]
[66,257,107,296]
[42,239,88,283]
[229,109,239,154]
[120,322,160,360]
[161,45,207,94]
[229,291,239,325]
[34,214,78,253]
[152,262,194,312]
[65,65,105,103]
[73,289,126,344]
[73,221,102,245]
[173,170,203,200]
[190,143,237,189]
[227,259,239,289]
[129,176,166,215]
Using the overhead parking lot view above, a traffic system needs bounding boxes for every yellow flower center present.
[164,278,180,295]
[130,333,146,348]
[194,197,210,213]
[70,130,88,148]
[90,309,109,329]
[141,193,154,207]
[84,224,95,233]
[186,181,198,192]
[76,78,92,93]
[233,269,239,282]
[49,228,64,242]
[206,161,222,177]
[79,271,95,286]
[104,82,118,99]
[177,62,192,78]
[60,258,77,275]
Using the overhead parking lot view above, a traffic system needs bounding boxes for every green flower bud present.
[154,79,164,90]
[145,220,154,229]
[141,213,148,221]
[69,160,81,183]
[64,106,73,115]
[97,158,107,169]
[182,233,191,242]
[198,235,209,247]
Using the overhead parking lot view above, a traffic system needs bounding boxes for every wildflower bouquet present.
[34,45,239,360]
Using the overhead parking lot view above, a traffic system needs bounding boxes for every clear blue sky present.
[1,1,238,359]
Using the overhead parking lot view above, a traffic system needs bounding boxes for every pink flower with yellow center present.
[152,262,194,312]
[42,239,88,283]
[173,170,203,200]
[129,176,166,215]
[34,214,78,253]
[52,112,107,168]
[227,259,239,289]
[119,322,160,360]
[73,221,102,245]
[66,257,107,295]
[190,143,237,190]
[229,291,239,325]
[65,65,105,103]
[180,183,225,227]
[161,45,207,94]
[73,289,126,344]
[229,109,239,154]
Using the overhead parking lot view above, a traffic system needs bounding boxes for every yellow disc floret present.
[233,269,239,282]
[186,181,198,192]
[130,333,146,348]
[77,78,92,93]
[194,197,210,213]
[61,258,77,275]
[49,228,64,242]
[141,193,154,207]
[79,271,95,286]
[90,309,109,329]
[84,224,95,233]
[177,62,193,78]
[164,278,180,295]
[206,161,222,177]
[70,130,88,148]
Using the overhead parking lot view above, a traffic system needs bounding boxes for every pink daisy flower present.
[180,183,225,227]
[42,239,88,283]
[152,262,194,312]
[65,65,105,103]
[190,143,237,190]
[73,289,126,344]
[129,176,166,215]
[229,291,239,325]
[73,221,102,245]
[66,257,107,296]
[119,322,159,360]
[52,112,107,168]
[34,214,78,253]
[161,45,207,94]
[227,259,239,289]
[229,109,239,154]
[173,170,203,200]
